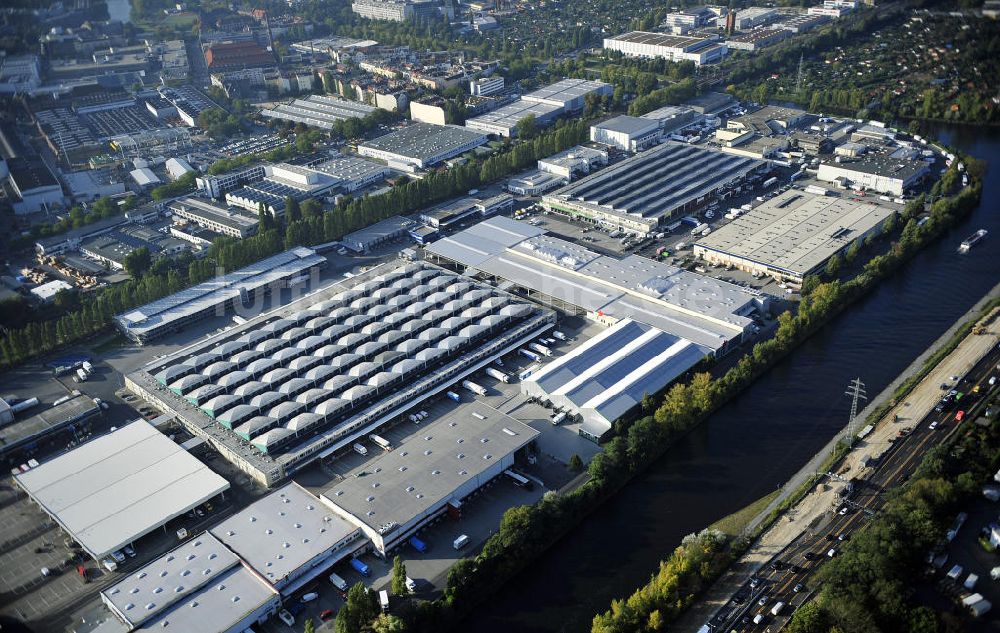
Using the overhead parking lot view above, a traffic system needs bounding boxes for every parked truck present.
[446,391,461,402]
[461,380,488,396]
[369,434,392,451]
[519,348,540,361]
[528,343,552,357]
[350,558,370,577]
[409,536,428,553]
[485,367,510,383]
[353,443,368,456]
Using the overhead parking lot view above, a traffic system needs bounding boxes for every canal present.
[465,124,1000,633]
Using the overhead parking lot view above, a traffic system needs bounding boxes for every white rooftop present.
[15,420,230,559]
[210,483,359,587]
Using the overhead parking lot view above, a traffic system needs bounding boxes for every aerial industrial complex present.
[124,260,554,486]
[541,142,766,234]
[693,189,897,282]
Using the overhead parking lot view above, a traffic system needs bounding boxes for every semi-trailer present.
[528,343,552,357]
[485,367,510,383]
[369,434,392,451]
[461,380,488,396]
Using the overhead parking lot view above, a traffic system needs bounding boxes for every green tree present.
[568,454,583,472]
[391,555,408,595]
[515,114,539,140]
[825,253,842,277]
[123,247,152,277]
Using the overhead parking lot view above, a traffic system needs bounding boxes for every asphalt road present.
[709,342,1000,632]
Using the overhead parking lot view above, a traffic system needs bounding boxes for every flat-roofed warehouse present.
[603,31,729,65]
[115,247,326,344]
[464,100,562,138]
[693,189,897,283]
[358,122,488,169]
[101,533,280,633]
[14,420,230,562]
[425,217,765,356]
[541,142,766,235]
[321,401,538,555]
[520,78,612,111]
[125,261,554,487]
[260,94,378,130]
[522,318,706,440]
[210,482,363,595]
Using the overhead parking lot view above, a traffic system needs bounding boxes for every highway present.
[707,342,1000,632]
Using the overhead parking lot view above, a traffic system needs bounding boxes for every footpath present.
[675,281,1000,633]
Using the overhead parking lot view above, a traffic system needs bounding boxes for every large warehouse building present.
[15,420,230,562]
[321,401,538,555]
[521,319,705,440]
[603,32,729,65]
[541,142,766,235]
[115,247,326,344]
[816,154,930,196]
[101,533,280,633]
[210,482,363,596]
[693,188,897,282]
[465,78,611,138]
[358,122,488,169]
[125,261,554,487]
[260,94,378,130]
[425,217,764,355]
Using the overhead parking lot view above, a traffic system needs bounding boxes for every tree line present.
[0,118,588,371]
[351,159,984,633]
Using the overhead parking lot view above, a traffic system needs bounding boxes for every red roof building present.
[204,41,275,72]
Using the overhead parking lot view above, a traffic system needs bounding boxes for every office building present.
[168,198,260,239]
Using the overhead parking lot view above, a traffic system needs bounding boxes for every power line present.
[844,377,867,445]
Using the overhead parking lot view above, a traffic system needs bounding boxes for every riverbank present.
[673,281,1000,632]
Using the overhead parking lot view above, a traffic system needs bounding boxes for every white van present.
[771,601,786,616]
[329,572,348,591]
[453,534,470,550]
